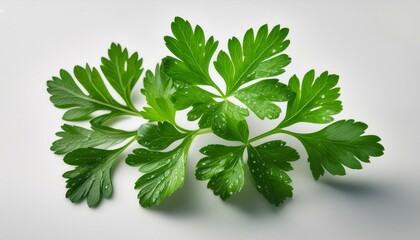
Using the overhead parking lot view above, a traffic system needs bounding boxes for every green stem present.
[174,123,195,133]
[276,119,294,129]
[249,127,297,143]
[120,135,138,151]
[194,128,212,136]
[276,129,297,137]
[249,128,280,143]
[181,128,213,157]
[111,136,138,168]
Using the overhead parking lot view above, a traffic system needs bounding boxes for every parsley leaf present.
[100,43,143,111]
[214,24,290,95]
[171,82,219,110]
[172,83,249,142]
[288,120,384,180]
[188,100,249,142]
[163,18,292,140]
[47,61,141,121]
[141,65,176,124]
[51,124,134,154]
[63,140,133,207]
[247,140,299,206]
[163,17,219,90]
[90,111,125,127]
[126,137,193,207]
[279,70,343,128]
[137,122,188,150]
[235,79,295,119]
[196,145,246,200]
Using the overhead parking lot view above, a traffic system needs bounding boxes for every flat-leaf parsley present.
[48,17,384,208]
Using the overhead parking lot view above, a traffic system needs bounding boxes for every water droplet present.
[321,95,325,99]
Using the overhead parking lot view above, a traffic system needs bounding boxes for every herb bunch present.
[47,17,384,208]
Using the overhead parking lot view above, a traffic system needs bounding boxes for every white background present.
[1,0,419,239]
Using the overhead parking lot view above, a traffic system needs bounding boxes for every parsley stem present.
[249,128,296,143]
[108,136,138,168]
[249,128,279,143]
[124,108,142,117]
[194,128,212,136]
[174,123,195,133]
[120,135,138,151]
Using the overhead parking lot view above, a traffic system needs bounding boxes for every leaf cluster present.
[48,17,384,208]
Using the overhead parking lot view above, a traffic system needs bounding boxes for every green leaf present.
[47,65,139,121]
[214,24,291,95]
[191,100,249,142]
[141,65,176,123]
[100,43,143,109]
[235,79,295,119]
[89,110,134,135]
[126,137,193,207]
[73,65,119,106]
[163,17,218,87]
[137,122,188,150]
[51,124,133,155]
[247,140,299,206]
[279,70,343,128]
[90,111,125,127]
[171,82,249,142]
[63,147,125,207]
[196,145,245,200]
[171,82,218,110]
[292,120,384,180]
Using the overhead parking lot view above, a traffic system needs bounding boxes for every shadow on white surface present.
[225,168,289,215]
[148,165,290,216]
[320,178,390,199]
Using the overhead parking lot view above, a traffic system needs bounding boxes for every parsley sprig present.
[47,17,384,208]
